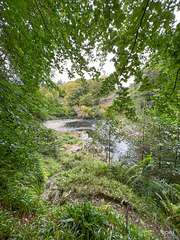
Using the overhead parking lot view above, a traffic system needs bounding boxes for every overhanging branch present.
[166,67,180,101]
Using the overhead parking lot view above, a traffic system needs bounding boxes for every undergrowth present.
[0,131,179,239]
[0,201,155,240]
[110,159,180,229]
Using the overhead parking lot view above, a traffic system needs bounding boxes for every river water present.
[45,119,130,160]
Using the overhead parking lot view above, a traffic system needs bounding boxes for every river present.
[45,119,130,160]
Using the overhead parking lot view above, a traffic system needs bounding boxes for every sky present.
[52,52,115,84]
[52,10,180,86]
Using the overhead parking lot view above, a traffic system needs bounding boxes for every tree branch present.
[118,0,150,79]
[34,0,58,42]
[166,67,180,101]
[126,0,150,65]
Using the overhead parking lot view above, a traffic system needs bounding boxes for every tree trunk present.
[158,124,161,169]
[108,129,111,163]
[141,107,146,161]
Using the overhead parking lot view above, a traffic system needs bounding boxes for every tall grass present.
[49,200,155,240]
[0,200,155,239]
[110,158,180,229]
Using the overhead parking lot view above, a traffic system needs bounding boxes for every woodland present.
[40,77,108,118]
[0,0,180,239]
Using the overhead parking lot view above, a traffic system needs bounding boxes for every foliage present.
[91,111,123,162]
[79,93,94,107]
[1,1,180,239]
[40,79,109,118]
[0,129,179,239]
[56,148,178,232]
[110,158,180,229]
[62,79,88,106]
[40,86,66,118]
[39,78,107,119]
[49,200,154,240]
[1,0,179,147]
[60,132,81,146]
[64,105,77,118]
[100,0,180,120]
[80,105,92,118]
[0,125,61,216]
[40,156,59,181]
[93,106,102,119]
[128,83,180,183]
[59,77,108,117]
[1,0,110,201]
[88,78,103,104]
[0,201,155,240]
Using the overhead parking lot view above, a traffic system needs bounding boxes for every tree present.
[1,0,180,121]
[1,0,180,187]
[79,93,93,107]
[88,78,103,104]
[40,86,66,118]
[95,0,180,181]
[0,0,103,120]
[57,79,65,86]
[99,0,180,120]
[0,0,109,200]
[91,110,122,162]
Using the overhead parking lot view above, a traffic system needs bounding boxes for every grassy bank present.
[0,130,179,239]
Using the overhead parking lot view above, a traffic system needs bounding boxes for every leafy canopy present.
[1,0,180,163]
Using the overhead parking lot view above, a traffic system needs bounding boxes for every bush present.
[65,106,77,117]
[79,93,94,107]
[93,106,102,119]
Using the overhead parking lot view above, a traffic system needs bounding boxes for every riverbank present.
[44,131,180,239]
[44,118,131,161]
[1,130,179,239]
